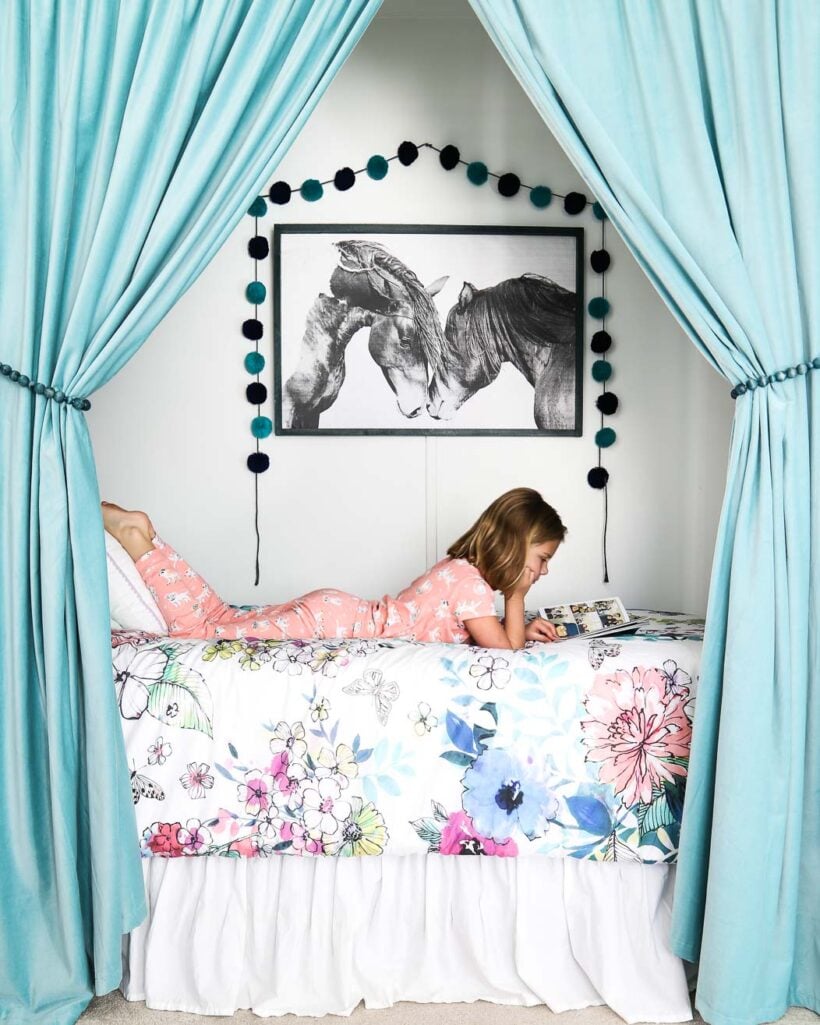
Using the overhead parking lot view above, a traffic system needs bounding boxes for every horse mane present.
[445,274,576,373]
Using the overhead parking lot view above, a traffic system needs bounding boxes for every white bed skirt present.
[121,855,693,1022]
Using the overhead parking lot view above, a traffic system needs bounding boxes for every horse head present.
[331,241,448,419]
[427,282,500,420]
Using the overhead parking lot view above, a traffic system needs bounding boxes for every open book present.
[535,596,649,641]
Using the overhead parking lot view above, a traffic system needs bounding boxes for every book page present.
[538,597,629,638]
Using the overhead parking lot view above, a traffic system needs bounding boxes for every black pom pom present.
[246,382,267,405]
[596,392,619,415]
[497,173,521,197]
[269,181,292,205]
[587,467,609,489]
[242,319,263,341]
[564,191,587,215]
[590,249,611,273]
[247,452,270,474]
[439,145,460,170]
[248,236,269,260]
[591,330,612,354]
[397,141,419,166]
[334,167,356,191]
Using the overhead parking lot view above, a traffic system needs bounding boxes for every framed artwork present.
[273,224,584,436]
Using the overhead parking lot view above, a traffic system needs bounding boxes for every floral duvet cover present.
[113,612,703,863]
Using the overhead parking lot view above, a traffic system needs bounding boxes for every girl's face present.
[525,539,561,581]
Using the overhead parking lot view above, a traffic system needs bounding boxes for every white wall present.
[88,0,734,616]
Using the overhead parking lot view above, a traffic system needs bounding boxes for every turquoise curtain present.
[467,2,818,1024]
[0,2,381,1022]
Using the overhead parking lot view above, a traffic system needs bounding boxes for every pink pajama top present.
[138,537,497,644]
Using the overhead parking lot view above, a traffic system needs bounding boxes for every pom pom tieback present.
[0,363,91,410]
[731,356,820,398]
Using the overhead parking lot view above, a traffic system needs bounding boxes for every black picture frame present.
[273,224,584,436]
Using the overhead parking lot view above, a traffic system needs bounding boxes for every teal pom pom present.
[245,352,265,375]
[530,186,552,208]
[466,161,488,185]
[246,281,266,304]
[595,427,616,447]
[592,360,612,382]
[588,296,610,318]
[367,155,389,180]
[592,201,607,221]
[300,178,324,202]
[251,416,273,439]
[247,197,267,218]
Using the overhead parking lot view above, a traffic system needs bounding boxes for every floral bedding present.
[113,612,703,863]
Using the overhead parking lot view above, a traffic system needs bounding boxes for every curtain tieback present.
[731,356,820,399]
[0,362,91,410]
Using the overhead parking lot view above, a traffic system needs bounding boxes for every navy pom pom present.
[246,382,267,405]
[596,392,619,415]
[243,319,263,341]
[247,452,270,474]
[397,141,419,166]
[269,181,292,205]
[248,236,269,260]
[591,330,612,354]
[439,145,460,170]
[498,173,521,197]
[564,192,587,215]
[587,467,609,489]
[590,249,611,273]
[334,167,356,191]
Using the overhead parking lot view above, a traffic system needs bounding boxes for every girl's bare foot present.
[101,502,156,561]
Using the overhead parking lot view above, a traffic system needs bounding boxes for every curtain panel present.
[467,3,818,1024]
[0,2,381,1022]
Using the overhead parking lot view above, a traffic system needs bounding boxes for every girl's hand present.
[525,618,560,643]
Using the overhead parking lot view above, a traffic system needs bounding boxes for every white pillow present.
[105,532,167,634]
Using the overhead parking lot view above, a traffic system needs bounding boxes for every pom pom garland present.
[591,330,612,353]
[366,155,389,180]
[596,392,619,415]
[251,416,273,439]
[592,360,612,382]
[242,319,263,340]
[397,141,419,165]
[595,427,616,448]
[247,452,270,474]
[300,178,324,202]
[587,467,609,489]
[248,236,269,260]
[247,196,267,217]
[439,145,460,170]
[590,249,611,273]
[334,167,356,191]
[588,296,610,319]
[269,181,291,205]
[530,186,552,208]
[244,352,265,374]
[246,281,266,305]
[466,161,489,185]
[246,382,267,405]
[497,173,521,197]
[564,192,587,215]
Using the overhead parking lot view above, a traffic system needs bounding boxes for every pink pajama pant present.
[137,537,383,641]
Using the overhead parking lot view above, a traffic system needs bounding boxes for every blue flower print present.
[462,749,558,841]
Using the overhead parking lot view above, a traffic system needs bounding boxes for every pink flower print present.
[178,818,212,855]
[272,759,307,812]
[302,778,351,837]
[268,748,289,778]
[147,736,172,766]
[269,721,307,762]
[281,821,324,855]
[179,762,214,800]
[141,821,184,857]
[440,811,518,857]
[238,770,276,815]
[582,667,692,807]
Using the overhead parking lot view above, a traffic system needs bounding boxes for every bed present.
[112,612,703,1020]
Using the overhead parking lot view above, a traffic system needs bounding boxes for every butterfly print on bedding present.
[342,668,400,725]
[588,638,623,669]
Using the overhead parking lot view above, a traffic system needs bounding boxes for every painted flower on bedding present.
[272,758,307,812]
[238,641,276,671]
[272,642,313,676]
[269,721,308,763]
[310,646,349,677]
[141,821,184,857]
[281,821,324,855]
[257,809,285,839]
[409,702,438,736]
[315,744,358,788]
[147,736,172,766]
[238,770,276,815]
[462,749,558,841]
[179,761,214,800]
[178,818,212,855]
[581,666,692,807]
[302,778,351,837]
[113,645,167,719]
[327,797,388,857]
[439,810,518,857]
[310,697,330,722]
[468,654,511,691]
[201,639,243,662]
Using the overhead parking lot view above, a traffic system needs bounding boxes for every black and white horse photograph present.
[273,225,583,435]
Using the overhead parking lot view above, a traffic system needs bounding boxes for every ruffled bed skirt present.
[121,855,693,1021]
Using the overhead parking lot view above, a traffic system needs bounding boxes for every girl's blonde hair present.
[447,487,566,595]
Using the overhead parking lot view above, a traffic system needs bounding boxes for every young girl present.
[102,487,565,649]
